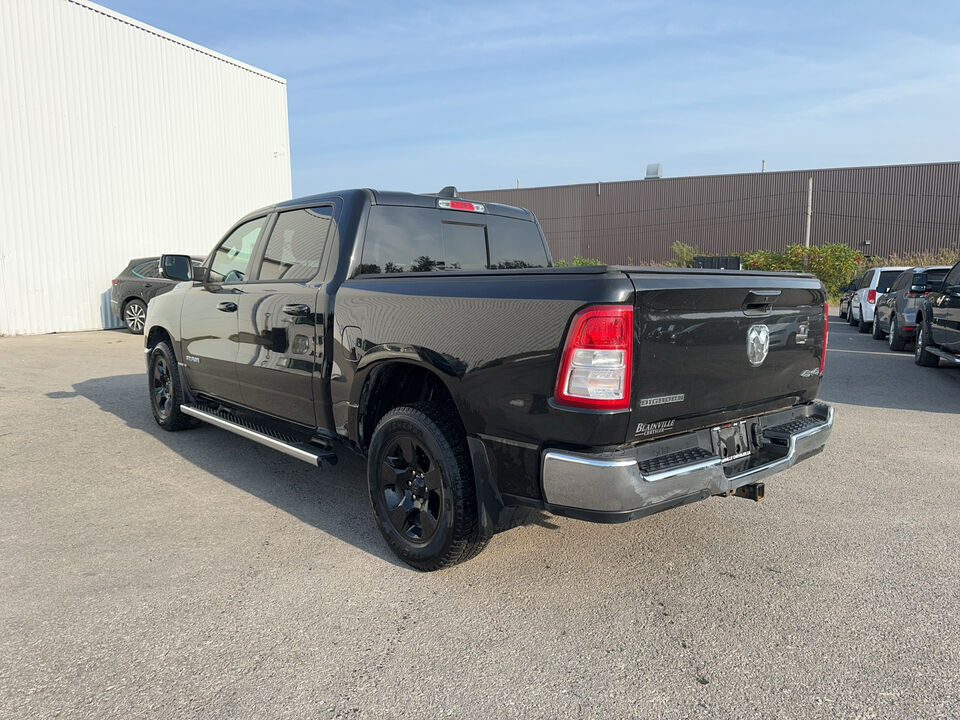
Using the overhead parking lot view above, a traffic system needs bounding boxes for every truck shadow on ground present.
[57,372,412,568]
[53,373,553,569]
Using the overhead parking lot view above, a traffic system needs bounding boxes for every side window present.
[257,207,333,281]
[944,263,960,290]
[858,272,872,290]
[133,261,161,279]
[208,217,267,283]
[890,272,907,292]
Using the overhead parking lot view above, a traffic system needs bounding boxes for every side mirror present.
[160,254,193,281]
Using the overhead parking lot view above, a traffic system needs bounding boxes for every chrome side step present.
[180,404,337,467]
[927,347,960,365]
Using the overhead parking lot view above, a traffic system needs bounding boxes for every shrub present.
[553,256,604,267]
[742,244,864,296]
[670,241,698,268]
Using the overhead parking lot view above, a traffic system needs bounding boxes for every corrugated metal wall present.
[0,0,292,335]
[468,162,960,265]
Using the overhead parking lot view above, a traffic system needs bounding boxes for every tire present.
[857,306,870,333]
[123,298,147,335]
[888,316,906,351]
[838,304,847,320]
[914,324,940,367]
[148,341,196,430]
[367,402,488,571]
[872,313,885,340]
[848,305,858,326]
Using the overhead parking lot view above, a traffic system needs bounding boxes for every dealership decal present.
[635,419,676,436]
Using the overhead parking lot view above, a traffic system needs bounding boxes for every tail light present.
[819,302,828,375]
[111,279,119,286]
[437,199,486,213]
[867,289,877,304]
[554,305,632,409]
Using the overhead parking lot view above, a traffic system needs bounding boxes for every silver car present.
[872,265,952,350]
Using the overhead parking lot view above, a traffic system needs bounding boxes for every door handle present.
[282,304,311,317]
[217,301,238,312]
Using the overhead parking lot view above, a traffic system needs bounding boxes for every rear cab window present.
[357,205,549,275]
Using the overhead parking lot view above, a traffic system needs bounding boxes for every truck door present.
[180,215,269,404]
[932,263,960,351]
[236,205,336,428]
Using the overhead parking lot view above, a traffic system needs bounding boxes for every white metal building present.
[0,0,292,335]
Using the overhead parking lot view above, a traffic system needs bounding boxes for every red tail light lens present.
[554,305,633,409]
[819,302,828,375]
[111,279,119,286]
[867,289,877,304]
[437,199,486,213]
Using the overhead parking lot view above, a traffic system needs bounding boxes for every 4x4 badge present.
[746,324,770,366]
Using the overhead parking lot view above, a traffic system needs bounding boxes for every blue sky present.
[102,0,960,197]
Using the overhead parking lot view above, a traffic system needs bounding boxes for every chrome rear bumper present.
[541,402,833,517]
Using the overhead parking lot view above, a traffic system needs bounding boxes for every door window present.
[208,217,267,283]
[133,260,162,279]
[256,207,333,282]
[876,271,902,293]
[943,263,960,290]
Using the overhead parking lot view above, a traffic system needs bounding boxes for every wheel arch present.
[354,359,465,454]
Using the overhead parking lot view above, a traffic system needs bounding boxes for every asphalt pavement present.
[1,318,958,719]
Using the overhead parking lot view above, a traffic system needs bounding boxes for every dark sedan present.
[110,256,203,334]
[873,265,952,350]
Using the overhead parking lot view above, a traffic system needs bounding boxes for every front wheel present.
[148,341,197,430]
[888,317,906,351]
[838,304,847,320]
[857,307,870,333]
[914,324,940,367]
[367,403,488,571]
[872,313,885,340]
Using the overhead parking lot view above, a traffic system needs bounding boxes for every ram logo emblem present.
[746,324,770,367]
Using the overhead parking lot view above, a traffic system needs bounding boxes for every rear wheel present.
[123,299,147,334]
[914,324,940,367]
[857,307,870,333]
[838,304,847,320]
[367,403,488,571]
[848,305,858,326]
[888,317,906,351]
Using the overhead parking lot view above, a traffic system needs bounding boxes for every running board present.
[927,347,960,365]
[180,404,338,467]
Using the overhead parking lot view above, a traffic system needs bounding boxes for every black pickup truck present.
[146,188,833,570]
[914,259,960,368]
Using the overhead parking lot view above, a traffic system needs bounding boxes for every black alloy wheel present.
[378,433,444,544]
[367,403,488,570]
[147,341,196,430]
[152,354,174,421]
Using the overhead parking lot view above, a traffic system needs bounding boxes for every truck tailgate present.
[626,271,826,442]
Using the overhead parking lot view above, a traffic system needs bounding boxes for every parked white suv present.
[849,266,909,333]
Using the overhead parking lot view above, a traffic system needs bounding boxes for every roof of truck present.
[269,188,535,221]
